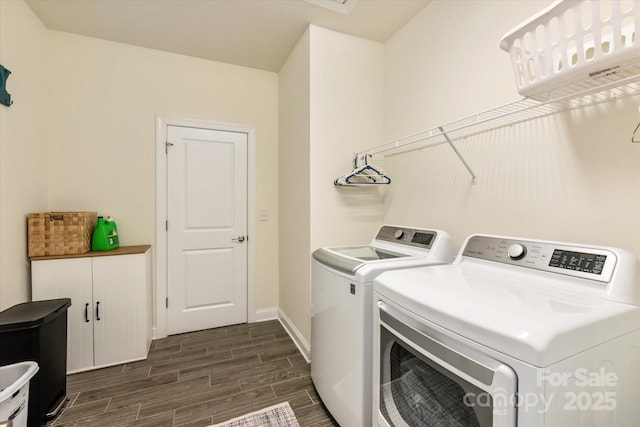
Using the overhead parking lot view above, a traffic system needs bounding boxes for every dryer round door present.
[375,300,518,427]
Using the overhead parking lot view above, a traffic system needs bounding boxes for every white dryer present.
[373,234,640,427]
[311,225,453,427]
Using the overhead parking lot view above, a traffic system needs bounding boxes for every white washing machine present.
[373,234,640,427]
[311,225,454,427]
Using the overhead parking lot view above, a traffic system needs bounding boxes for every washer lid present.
[329,245,408,261]
[374,262,640,367]
[312,226,454,280]
[312,246,409,275]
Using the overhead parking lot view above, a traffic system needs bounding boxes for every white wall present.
[0,0,48,310]
[382,0,640,256]
[279,28,311,346]
[309,26,386,251]
[43,31,281,325]
[279,26,385,346]
[0,11,280,319]
[5,0,637,335]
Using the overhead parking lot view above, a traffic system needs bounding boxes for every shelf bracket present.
[438,127,477,184]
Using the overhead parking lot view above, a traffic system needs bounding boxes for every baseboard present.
[151,308,308,355]
[255,307,279,322]
[277,309,311,363]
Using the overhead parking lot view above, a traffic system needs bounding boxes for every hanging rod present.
[353,60,640,184]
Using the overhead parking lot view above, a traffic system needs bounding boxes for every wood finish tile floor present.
[53,320,339,427]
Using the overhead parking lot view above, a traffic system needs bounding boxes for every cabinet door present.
[92,253,148,367]
[32,258,94,373]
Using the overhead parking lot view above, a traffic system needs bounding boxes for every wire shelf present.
[344,62,640,186]
[334,59,640,187]
[360,62,640,162]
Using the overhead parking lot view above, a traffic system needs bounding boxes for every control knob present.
[394,229,404,239]
[507,244,527,260]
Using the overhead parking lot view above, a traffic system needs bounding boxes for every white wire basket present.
[500,0,640,99]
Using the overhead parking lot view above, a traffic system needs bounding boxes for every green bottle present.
[92,216,120,251]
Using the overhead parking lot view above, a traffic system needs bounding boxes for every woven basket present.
[28,212,97,257]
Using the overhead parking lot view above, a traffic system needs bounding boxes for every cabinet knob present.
[85,303,90,322]
[96,301,101,321]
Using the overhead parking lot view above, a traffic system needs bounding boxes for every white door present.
[166,125,248,335]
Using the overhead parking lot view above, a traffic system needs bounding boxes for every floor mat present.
[212,402,300,427]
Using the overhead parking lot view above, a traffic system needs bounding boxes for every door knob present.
[232,235,246,243]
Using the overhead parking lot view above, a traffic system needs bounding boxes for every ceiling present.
[25,0,431,73]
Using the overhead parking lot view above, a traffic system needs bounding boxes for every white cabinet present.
[31,246,152,374]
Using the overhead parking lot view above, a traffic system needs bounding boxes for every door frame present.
[155,116,257,339]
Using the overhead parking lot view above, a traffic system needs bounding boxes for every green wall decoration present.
[0,64,13,106]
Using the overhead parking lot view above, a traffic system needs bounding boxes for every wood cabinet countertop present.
[30,245,151,261]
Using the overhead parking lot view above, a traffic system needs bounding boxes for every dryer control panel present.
[376,226,437,249]
[462,235,617,283]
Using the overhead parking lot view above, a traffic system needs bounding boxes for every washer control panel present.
[462,235,617,283]
[376,226,437,249]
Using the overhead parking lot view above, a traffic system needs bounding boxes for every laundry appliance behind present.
[311,225,454,427]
